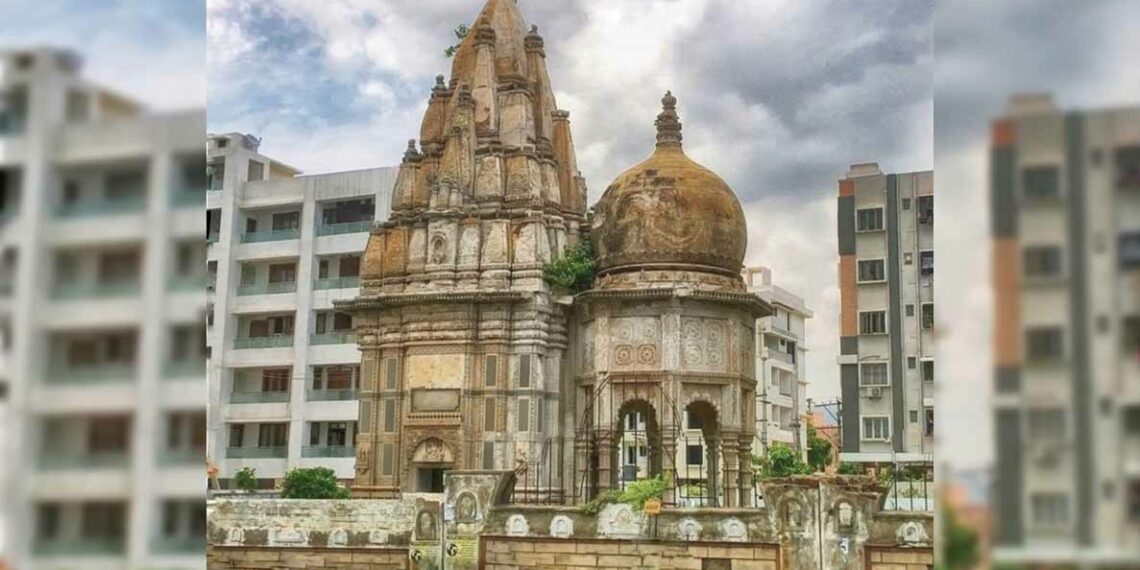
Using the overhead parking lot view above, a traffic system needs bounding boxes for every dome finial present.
[655,90,683,148]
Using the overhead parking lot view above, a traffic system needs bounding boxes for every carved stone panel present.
[608,317,660,371]
[680,317,727,372]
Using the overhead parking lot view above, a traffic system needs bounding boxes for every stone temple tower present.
[573,93,770,507]
[341,0,588,498]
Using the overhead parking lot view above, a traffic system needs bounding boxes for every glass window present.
[1024,246,1062,277]
[861,417,890,441]
[860,363,889,386]
[857,259,886,282]
[1024,166,1060,200]
[686,444,703,466]
[859,311,887,335]
[856,208,884,232]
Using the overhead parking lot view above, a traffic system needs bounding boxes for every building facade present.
[0,48,205,570]
[205,133,396,487]
[837,163,934,464]
[744,266,812,460]
[991,94,1140,564]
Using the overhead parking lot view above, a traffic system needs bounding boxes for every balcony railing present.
[306,388,358,401]
[229,390,290,404]
[34,538,127,556]
[302,445,355,458]
[241,228,299,243]
[151,536,207,554]
[164,360,206,379]
[207,232,219,245]
[167,274,207,292]
[233,335,293,350]
[310,332,356,346]
[39,451,130,470]
[226,446,287,459]
[55,197,146,218]
[316,221,371,236]
[47,363,135,384]
[157,448,204,466]
[237,281,297,296]
[313,276,360,290]
[765,349,795,365]
[52,280,141,300]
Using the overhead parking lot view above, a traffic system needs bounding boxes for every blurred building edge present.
[940,466,992,570]
[991,93,1140,565]
[743,266,813,462]
[203,132,396,491]
[0,47,206,570]
[835,163,935,465]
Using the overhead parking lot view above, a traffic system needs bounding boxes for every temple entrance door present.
[417,465,449,492]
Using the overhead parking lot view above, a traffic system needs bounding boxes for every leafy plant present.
[836,462,864,476]
[444,24,470,58]
[753,443,812,480]
[940,501,979,569]
[805,423,833,472]
[580,488,622,515]
[234,467,258,492]
[279,467,350,499]
[618,474,666,510]
[542,235,597,292]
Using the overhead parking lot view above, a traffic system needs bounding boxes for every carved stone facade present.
[339,0,587,498]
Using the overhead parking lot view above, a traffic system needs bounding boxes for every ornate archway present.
[410,437,455,493]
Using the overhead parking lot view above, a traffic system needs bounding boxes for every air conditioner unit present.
[867,387,883,399]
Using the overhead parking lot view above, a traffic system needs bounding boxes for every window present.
[517,399,530,432]
[857,259,886,282]
[247,160,264,182]
[484,355,498,387]
[484,399,496,431]
[859,311,887,335]
[1031,493,1069,527]
[318,259,329,279]
[271,212,299,231]
[37,503,60,540]
[902,198,911,210]
[687,412,703,430]
[483,442,495,470]
[89,416,129,453]
[860,362,889,386]
[917,195,933,224]
[924,408,934,436]
[314,365,357,390]
[261,368,289,392]
[1117,146,1140,189]
[339,255,361,277]
[1028,409,1066,441]
[327,422,347,447]
[385,357,398,390]
[856,208,884,232]
[229,424,244,447]
[861,417,890,441]
[258,423,287,447]
[208,161,225,190]
[919,251,934,275]
[906,304,914,317]
[922,360,934,382]
[908,357,917,370]
[383,399,396,432]
[686,444,703,466]
[1024,166,1060,200]
[909,410,918,423]
[921,303,934,330]
[1024,246,1062,278]
[268,263,296,284]
[1026,327,1064,361]
[308,422,321,446]
[81,503,126,540]
[518,354,531,388]
[626,446,636,465]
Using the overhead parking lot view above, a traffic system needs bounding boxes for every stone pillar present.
[595,432,615,494]
[659,426,678,505]
[738,436,755,506]
[721,434,741,508]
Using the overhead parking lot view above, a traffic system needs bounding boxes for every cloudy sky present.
[207,0,935,408]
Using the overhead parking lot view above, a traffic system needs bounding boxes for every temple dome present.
[592,92,747,280]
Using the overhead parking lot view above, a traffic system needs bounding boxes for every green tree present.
[234,467,258,492]
[940,501,979,569]
[754,443,812,479]
[836,462,863,475]
[444,24,470,58]
[541,234,597,292]
[805,423,833,472]
[279,467,351,499]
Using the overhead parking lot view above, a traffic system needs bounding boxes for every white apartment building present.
[205,132,396,488]
[744,266,812,460]
[0,48,206,570]
[836,163,934,464]
[991,95,1140,565]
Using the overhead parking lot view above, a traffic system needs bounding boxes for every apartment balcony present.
[310,332,356,346]
[241,229,299,244]
[314,276,360,290]
[301,445,355,458]
[33,538,126,556]
[157,448,204,466]
[316,221,372,237]
[47,364,135,385]
[226,446,287,459]
[38,451,130,470]
[164,360,206,380]
[307,388,358,402]
[151,536,206,555]
[763,349,795,366]
[234,336,294,350]
[229,390,290,404]
[237,281,297,296]
[54,197,146,219]
[52,280,141,300]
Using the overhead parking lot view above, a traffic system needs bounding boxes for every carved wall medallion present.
[613,345,634,366]
[897,521,930,546]
[784,499,805,529]
[454,492,479,523]
[226,528,244,546]
[429,234,448,265]
[506,514,530,536]
[637,344,657,365]
[720,518,746,542]
[680,317,727,371]
[677,518,702,541]
[598,503,644,539]
[416,509,439,541]
[836,501,855,532]
[271,528,307,546]
[550,515,574,538]
[329,528,348,547]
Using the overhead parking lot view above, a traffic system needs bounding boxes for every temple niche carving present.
[341,0,769,507]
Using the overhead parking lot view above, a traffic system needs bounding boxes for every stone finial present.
[474,17,496,46]
[403,139,420,162]
[655,91,682,148]
[433,75,447,91]
[524,24,545,53]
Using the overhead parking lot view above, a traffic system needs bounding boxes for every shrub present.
[619,474,666,510]
[580,488,622,515]
[279,467,350,499]
[234,467,258,492]
[541,235,596,292]
[753,443,812,480]
[836,462,864,476]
